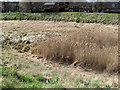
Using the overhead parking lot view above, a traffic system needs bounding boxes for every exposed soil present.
[0,20,119,88]
[1,20,118,42]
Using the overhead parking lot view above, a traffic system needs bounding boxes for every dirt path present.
[1,20,119,88]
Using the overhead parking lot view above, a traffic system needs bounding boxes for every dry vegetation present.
[1,20,119,88]
[32,27,118,73]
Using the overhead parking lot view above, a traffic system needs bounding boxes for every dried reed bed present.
[32,28,118,73]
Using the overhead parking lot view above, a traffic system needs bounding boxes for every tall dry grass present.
[32,28,118,73]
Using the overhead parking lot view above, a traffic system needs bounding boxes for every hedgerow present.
[0,12,119,25]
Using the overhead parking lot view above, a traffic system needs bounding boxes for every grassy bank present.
[0,12,119,25]
[2,49,63,88]
[2,66,62,88]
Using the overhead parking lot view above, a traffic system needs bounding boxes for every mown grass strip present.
[0,12,119,25]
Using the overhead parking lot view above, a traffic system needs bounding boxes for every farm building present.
[43,2,66,12]
[68,2,93,12]
[19,2,66,12]
[101,2,120,13]
[1,2,120,13]
[68,2,120,13]
[19,2,44,13]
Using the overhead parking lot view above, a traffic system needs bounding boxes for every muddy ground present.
[0,20,119,88]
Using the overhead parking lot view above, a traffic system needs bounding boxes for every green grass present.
[1,50,63,88]
[0,12,119,25]
[2,66,63,88]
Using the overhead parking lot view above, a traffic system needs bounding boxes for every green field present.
[0,12,119,25]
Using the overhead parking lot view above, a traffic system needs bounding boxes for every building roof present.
[44,3,56,6]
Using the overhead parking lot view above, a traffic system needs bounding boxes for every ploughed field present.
[1,20,119,88]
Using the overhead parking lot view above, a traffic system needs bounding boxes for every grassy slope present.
[0,12,119,25]
[2,49,63,88]
[2,66,62,88]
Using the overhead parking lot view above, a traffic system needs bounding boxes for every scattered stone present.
[8,32,12,34]
[3,37,10,43]
[25,40,31,44]
[43,76,52,80]
[17,50,23,53]
[32,55,35,58]
[23,46,30,52]
[18,40,23,43]
[14,44,24,51]
[8,41,13,45]
[37,55,43,59]
[23,33,27,37]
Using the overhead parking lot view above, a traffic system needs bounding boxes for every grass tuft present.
[32,28,118,73]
